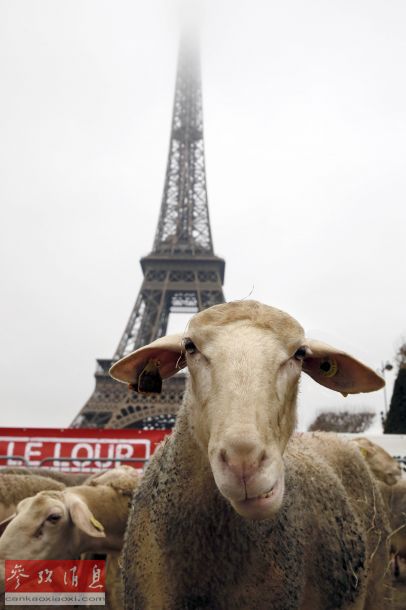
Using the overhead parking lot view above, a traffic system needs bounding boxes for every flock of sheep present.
[0,300,405,610]
[0,466,137,608]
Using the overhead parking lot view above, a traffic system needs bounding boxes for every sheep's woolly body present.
[84,467,140,609]
[351,438,402,486]
[389,480,406,549]
[105,552,124,610]
[0,467,88,486]
[380,480,406,558]
[113,300,390,609]
[0,469,140,610]
[123,411,390,610]
[0,474,65,509]
[85,465,140,497]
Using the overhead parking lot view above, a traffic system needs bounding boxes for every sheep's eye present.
[294,346,307,361]
[46,514,61,523]
[183,338,198,355]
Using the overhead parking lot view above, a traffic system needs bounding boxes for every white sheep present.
[379,479,406,578]
[0,474,65,523]
[0,467,89,486]
[0,466,135,525]
[351,437,402,486]
[110,300,391,610]
[0,466,140,609]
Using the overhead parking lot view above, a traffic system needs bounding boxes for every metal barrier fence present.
[0,444,405,474]
[0,456,28,466]
[393,456,406,473]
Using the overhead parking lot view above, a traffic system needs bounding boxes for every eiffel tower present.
[72,32,225,429]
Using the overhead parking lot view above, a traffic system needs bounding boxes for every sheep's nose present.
[219,437,267,481]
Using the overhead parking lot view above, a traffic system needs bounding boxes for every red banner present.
[5,560,105,605]
[0,427,171,472]
[5,560,105,592]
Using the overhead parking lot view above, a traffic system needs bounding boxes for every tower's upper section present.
[152,33,214,256]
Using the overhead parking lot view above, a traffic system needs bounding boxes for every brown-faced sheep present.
[110,300,391,610]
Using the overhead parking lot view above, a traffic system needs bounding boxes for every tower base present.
[72,359,186,430]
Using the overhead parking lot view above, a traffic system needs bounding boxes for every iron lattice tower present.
[72,33,225,429]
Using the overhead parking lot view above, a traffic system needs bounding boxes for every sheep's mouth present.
[245,477,282,504]
[251,485,277,501]
[229,475,285,520]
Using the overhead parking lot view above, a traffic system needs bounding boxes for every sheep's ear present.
[352,437,374,457]
[302,339,384,396]
[65,493,106,539]
[0,514,15,536]
[109,334,185,392]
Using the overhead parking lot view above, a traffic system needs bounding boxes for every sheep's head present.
[110,300,384,520]
[0,489,106,590]
[86,465,140,496]
[353,437,402,486]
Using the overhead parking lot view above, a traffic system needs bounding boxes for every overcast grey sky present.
[1,0,405,431]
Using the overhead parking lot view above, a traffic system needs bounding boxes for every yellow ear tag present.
[90,516,104,532]
[319,358,338,378]
[359,447,368,458]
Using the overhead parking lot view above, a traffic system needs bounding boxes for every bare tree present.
[384,341,406,434]
[308,410,375,433]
